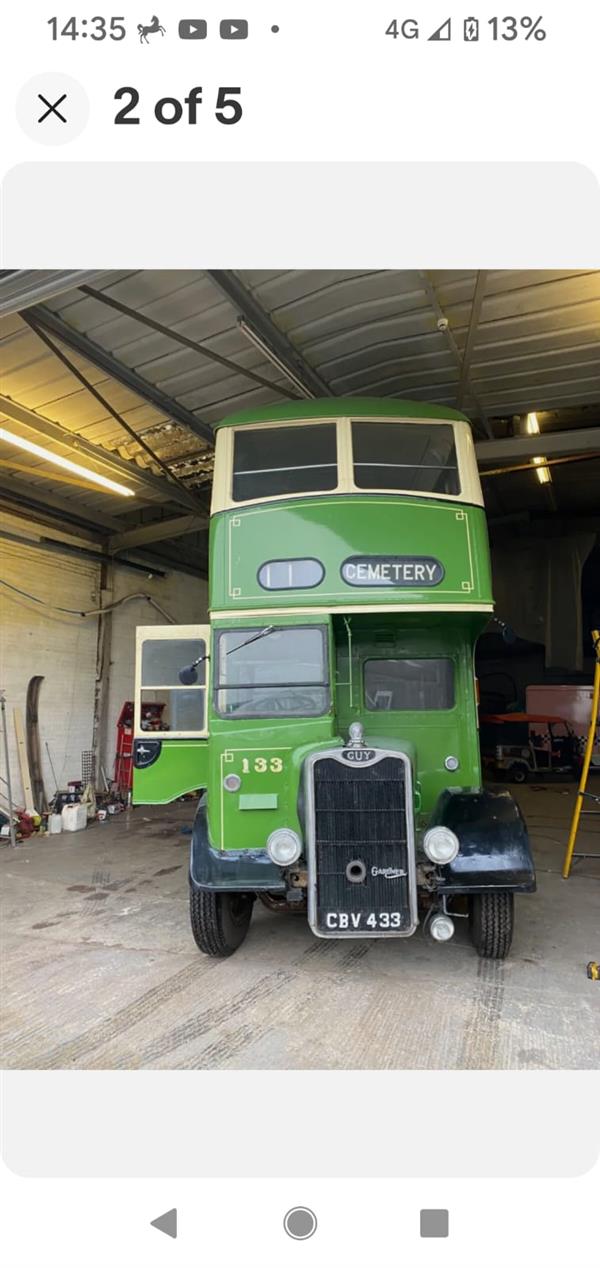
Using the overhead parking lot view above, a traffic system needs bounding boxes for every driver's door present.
[132,624,210,804]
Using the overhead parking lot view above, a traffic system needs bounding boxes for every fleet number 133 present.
[241,757,284,774]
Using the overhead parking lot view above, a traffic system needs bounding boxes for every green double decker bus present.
[133,399,535,959]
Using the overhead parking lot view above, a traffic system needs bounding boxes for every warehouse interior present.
[1,268,599,1070]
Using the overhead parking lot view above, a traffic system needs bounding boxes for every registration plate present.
[323,911,405,932]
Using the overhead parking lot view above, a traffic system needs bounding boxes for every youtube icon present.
[178,19,208,40]
[220,19,249,39]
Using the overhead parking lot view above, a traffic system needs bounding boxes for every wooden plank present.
[13,708,35,814]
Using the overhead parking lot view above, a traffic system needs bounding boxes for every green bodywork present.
[133,738,209,804]
[133,398,493,858]
[211,497,490,611]
[211,397,471,429]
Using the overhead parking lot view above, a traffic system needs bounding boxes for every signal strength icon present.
[429,18,452,41]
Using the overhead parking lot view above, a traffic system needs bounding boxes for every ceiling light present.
[532,455,552,485]
[0,428,135,497]
[526,412,540,435]
[238,318,315,399]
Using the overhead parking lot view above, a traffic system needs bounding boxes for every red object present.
[17,811,37,839]
[480,713,569,725]
[114,701,165,795]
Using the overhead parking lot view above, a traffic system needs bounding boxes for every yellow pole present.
[563,630,600,878]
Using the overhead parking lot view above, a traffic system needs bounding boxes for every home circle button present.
[284,1207,318,1240]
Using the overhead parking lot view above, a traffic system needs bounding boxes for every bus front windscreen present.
[215,625,330,717]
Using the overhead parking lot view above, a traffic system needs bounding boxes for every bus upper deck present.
[208,398,493,616]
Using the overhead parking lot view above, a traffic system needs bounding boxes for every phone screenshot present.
[0,2,598,1265]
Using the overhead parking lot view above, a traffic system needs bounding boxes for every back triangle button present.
[151,1208,178,1239]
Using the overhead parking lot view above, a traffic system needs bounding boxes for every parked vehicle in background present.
[526,684,600,768]
[480,713,582,783]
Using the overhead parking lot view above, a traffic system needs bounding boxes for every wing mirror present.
[491,617,517,645]
[178,651,208,685]
[178,665,199,685]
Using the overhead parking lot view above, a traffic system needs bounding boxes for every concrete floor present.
[1,783,598,1070]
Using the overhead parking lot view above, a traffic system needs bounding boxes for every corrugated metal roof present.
[1,269,599,534]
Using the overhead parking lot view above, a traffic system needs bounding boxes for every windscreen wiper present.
[178,625,276,684]
[226,625,276,656]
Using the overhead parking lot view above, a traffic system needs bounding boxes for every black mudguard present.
[429,788,536,894]
[189,796,286,893]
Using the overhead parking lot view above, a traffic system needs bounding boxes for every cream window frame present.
[212,417,343,514]
[346,417,483,505]
[135,624,210,739]
[211,416,484,514]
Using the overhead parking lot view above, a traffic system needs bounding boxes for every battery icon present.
[464,17,479,41]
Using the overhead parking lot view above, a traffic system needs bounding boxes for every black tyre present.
[189,887,253,957]
[468,891,514,960]
[511,763,528,784]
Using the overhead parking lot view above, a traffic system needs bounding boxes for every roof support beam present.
[109,514,207,552]
[457,270,487,411]
[476,426,600,463]
[23,312,204,509]
[80,284,298,401]
[0,394,202,512]
[0,529,167,578]
[0,472,122,533]
[0,270,109,318]
[25,303,215,445]
[207,271,334,399]
[0,486,208,576]
[419,271,492,437]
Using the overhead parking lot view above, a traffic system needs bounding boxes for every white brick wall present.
[0,542,99,803]
[0,539,208,806]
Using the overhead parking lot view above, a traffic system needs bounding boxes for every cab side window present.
[364,658,455,710]
[140,637,207,734]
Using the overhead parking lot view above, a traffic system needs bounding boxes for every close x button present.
[17,73,90,144]
[38,92,68,123]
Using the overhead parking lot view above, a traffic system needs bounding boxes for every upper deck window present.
[232,423,337,502]
[351,421,460,495]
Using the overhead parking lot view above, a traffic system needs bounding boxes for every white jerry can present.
[61,802,87,832]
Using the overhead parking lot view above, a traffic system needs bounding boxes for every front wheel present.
[468,891,514,960]
[190,887,254,957]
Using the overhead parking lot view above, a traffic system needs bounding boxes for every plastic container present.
[48,814,63,834]
[61,802,87,832]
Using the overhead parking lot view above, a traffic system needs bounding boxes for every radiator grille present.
[311,755,414,935]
